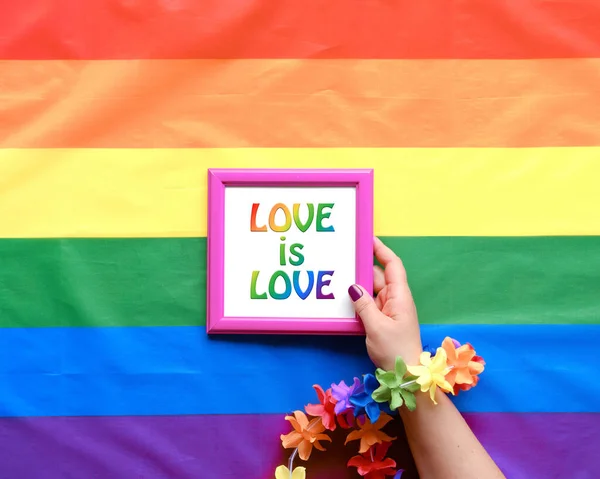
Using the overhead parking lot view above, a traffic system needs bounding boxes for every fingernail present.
[348,284,363,302]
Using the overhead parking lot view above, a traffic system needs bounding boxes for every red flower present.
[305,385,338,431]
[336,410,355,429]
[347,442,399,478]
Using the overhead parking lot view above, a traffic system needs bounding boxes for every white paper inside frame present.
[223,186,357,319]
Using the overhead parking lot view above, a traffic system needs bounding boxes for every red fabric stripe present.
[1,0,599,60]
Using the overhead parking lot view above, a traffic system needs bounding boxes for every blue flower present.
[422,344,437,356]
[349,373,395,423]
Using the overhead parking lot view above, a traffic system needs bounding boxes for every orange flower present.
[442,337,485,394]
[345,412,397,453]
[280,410,332,461]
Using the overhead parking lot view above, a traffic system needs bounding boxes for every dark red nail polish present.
[348,285,363,302]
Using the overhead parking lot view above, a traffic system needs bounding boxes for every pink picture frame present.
[206,168,374,335]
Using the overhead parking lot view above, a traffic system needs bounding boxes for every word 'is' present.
[250,202,336,301]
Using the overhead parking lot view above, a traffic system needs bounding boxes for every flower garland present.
[275,337,485,479]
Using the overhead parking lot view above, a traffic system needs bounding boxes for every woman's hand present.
[348,237,422,370]
[349,240,506,479]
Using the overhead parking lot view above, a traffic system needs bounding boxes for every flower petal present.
[307,417,325,433]
[419,351,432,366]
[334,399,351,415]
[337,412,354,429]
[374,441,393,461]
[297,440,312,461]
[456,347,476,365]
[312,384,326,404]
[275,465,290,479]
[351,377,363,394]
[293,410,309,429]
[375,431,397,443]
[364,373,380,394]
[377,458,398,470]
[377,371,400,389]
[292,467,307,479]
[371,384,391,403]
[406,365,427,377]
[454,368,474,385]
[313,440,326,452]
[429,385,438,404]
[374,412,394,429]
[345,429,362,445]
[304,404,325,417]
[390,390,403,410]
[348,455,373,475]
[470,360,485,375]
[359,436,373,453]
[399,388,416,411]
[281,431,302,449]
[365,401,381,423]
[321,413,336,431]
[284,415,301,432]
[394,357,407,378]
[331,381,348,401]
[442,336,456,360]
[350,392,372,408]
[430,348,448,371]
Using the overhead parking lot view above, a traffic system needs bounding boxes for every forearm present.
[400,391,505,479]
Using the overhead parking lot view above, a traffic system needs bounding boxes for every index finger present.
[373,236,408,285]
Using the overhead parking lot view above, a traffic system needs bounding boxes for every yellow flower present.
[275,465,306,479]
[407,348,454,404]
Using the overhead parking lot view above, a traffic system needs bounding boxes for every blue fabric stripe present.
[0,325,596,416]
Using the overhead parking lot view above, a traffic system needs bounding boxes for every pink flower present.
[305,385,338,431]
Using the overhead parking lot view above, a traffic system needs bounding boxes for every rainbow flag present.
[1,1,599,477]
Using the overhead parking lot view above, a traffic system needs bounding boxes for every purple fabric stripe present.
[0,414,593,478]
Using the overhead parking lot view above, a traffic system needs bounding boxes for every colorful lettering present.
[316,203,335,232]
[289,243,305,266]
[279,236,286,266]
[293,271,314,300]
[268,203,292,232]
[250,203,267,232]
[293,203,315,232]
[268,270,292,299]
[316,270,335,299]
[250,271,267,299]
[250,270,335,300]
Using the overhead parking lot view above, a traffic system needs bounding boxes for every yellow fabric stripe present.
[1,148,598,238]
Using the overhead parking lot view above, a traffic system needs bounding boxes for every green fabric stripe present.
[0,238,205,328]
[0,237,598,327]
[385,236,600,326]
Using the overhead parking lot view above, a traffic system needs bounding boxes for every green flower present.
[372,357,420,411]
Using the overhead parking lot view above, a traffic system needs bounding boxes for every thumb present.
[348,284,381,335]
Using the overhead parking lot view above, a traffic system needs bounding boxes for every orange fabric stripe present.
[2,59,600,148]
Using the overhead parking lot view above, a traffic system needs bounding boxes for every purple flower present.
[394,470,405,479]
[452,338,461,348]
[331,377,363,414]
